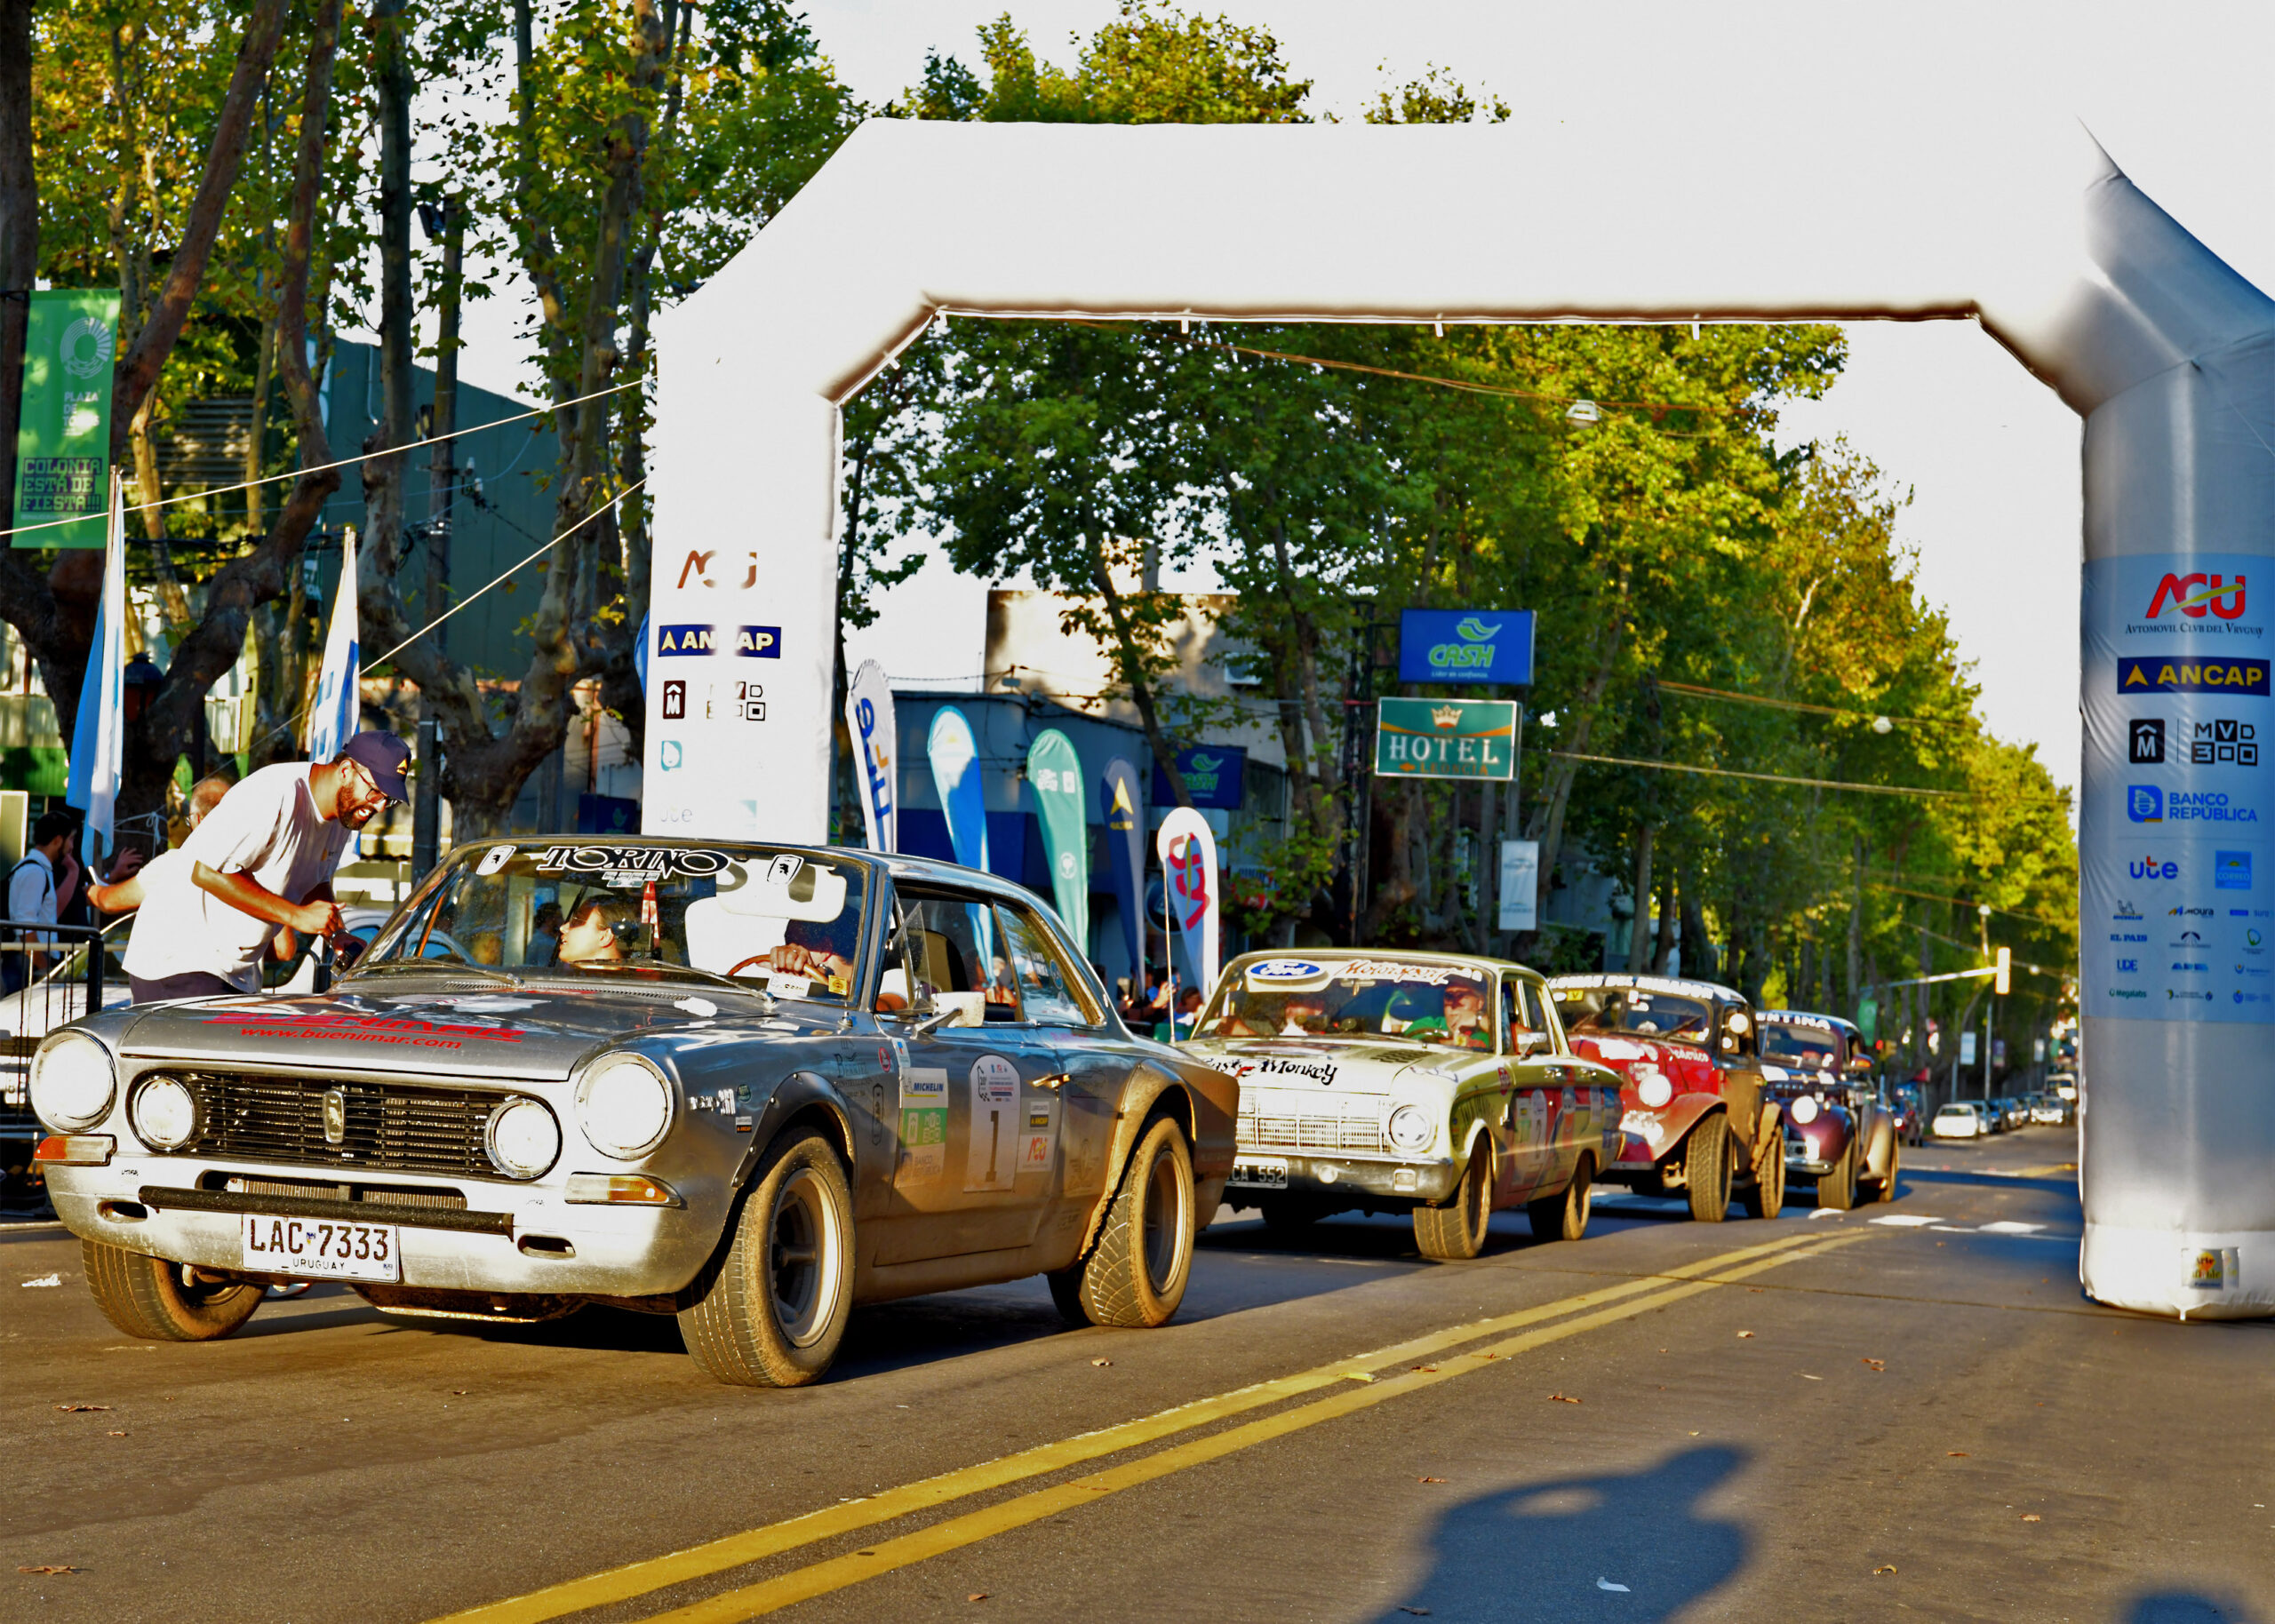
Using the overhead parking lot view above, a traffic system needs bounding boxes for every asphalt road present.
[4,1123,2270,1624]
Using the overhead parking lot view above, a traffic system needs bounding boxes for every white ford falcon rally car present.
[1180,950,1623,1259]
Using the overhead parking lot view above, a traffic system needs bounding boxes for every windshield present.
[1198,956,1496,1050]
[364,841,868,1001]
[1553,983,1712,1043]
[1760,1021,1844,1068]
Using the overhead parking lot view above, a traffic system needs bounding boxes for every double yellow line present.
[437,1226,1864,1624]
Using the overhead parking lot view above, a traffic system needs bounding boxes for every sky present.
[437,0,2275,791]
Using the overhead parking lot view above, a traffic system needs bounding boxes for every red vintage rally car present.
[1757,1009,1899,1208]
[1545,974,1783,1222]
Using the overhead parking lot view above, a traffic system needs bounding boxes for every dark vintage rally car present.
[1183,951,1623,1258]
[1757,1009,1898,1208]
[30,839,1235,1386]
[1545,974,1784,1222]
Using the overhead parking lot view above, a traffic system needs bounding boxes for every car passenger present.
[557,896,630,966]
[1395,983,1493,1050]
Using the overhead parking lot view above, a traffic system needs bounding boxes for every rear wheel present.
[1684,1116,1733,1223]
[1818,1135,1859,1211]
[1415,1141,1495,1260]
[82,1240,262,1341]
[1741,1127,1785,1220]
[1867,1136,1901,1204]
[1528,1154,1594,1243]
[1052,1114,1196,1328]
[677,1129,856,1387]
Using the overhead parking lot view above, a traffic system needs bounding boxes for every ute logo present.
[2129,854,2180,880]
[2146,573,2247,621]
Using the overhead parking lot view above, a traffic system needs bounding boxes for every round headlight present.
[486,1097,562,1179]
[1636,1072,1673,1109]
[576,1058,674,1160]
[131,1076,199,1150]
[1791,1094,1821,1126]
[1387,1103,1436,1153]
[30,1034,115,1132]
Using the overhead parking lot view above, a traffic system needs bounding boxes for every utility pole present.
[1977,903,1993,1100]
[411,193,461,883]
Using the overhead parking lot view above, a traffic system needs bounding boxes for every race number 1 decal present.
[966,1055,1021,1191]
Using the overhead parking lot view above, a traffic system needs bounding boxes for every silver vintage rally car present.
[1183,951,1622,1258]
[30,838,1235,1386]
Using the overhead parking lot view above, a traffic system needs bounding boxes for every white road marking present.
[1870,1214,1944,1227]
[1978,1221,2046,1234]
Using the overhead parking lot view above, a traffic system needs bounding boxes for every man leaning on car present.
[122,732,409,1003]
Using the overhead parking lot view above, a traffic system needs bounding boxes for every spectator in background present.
[5,810,75,991]
[1153,984,1203,1043]
[527,901,563,966]
[89,776,233,915]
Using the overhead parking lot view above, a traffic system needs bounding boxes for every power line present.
[1545,749,1961,800]
[1654,678,1969,732]
[0,377,640,544]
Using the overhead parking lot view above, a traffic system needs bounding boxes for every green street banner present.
[1374,697,1518,781]
[12,290,120,549]
[1026,728,1090,947]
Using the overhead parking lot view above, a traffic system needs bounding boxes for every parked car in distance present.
[2048,1069,2079,1104]
[1186,951,1621,1257]
[1755,1010,1897,1208]
[1547,974,1784,1223]
[1890,1082,1926,1147]
[33,838,1237,1388]
[2028,1093,2071,1126]
[1931,1102,1988,1139]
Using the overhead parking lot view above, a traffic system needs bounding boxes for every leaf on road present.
[1873,1564,1897,1576]
[1800,1374,1823,1381]
[1090,1358,1112,1367]
[1946,1451,1970,1458]
[106,1430,126,1437]
[1417,1477,1448,1484]
[1736,1331,1755,1339]
[1862,1358,1886,1372]
[54,1405,112,1413]
[967,1594,989,1603]
[2021,1513,2041,1522]
[17,1566,76,1575]
[1410,1365,1437,1373]
[1548,1393,1582,1404]
[1596,1579,1632,1593]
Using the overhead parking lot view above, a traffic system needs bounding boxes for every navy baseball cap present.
[339,731,412,803]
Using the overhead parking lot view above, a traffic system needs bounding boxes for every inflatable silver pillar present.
[2073,170,2275,1317]
[651,118,2275,1315]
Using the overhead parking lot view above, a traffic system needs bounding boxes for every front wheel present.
[1052,1113,1196,1328]
[1685,1116,1733,1222]
[1415,1141,1495,1260]
[1742,1128,1785,1220]
[1528,1154,1593,1243]
[1818,1135,1859,1212]
[82,1241,263,1341]
[678,1128,856,1387]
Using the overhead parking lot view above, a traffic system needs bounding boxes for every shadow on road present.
[2126,1593,2263,1623]
[1899,1166,2079,1198]
[1377,1445,1748,1622]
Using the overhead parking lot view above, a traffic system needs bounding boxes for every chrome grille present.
[1240,1110,1383,1155]
[162,1072,503,1177]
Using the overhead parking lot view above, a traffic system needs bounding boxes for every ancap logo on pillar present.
[2118,657,2271,695]
[654,625,783,658]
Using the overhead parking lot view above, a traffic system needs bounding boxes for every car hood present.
[110,971,793,1083]
[1182,1034,1474,1093]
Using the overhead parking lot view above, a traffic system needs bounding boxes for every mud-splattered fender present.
[1072,1056,1235,1260]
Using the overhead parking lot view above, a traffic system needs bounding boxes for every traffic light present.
[1994,945,2012,997]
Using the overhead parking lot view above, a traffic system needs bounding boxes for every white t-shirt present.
[124,765,352,991]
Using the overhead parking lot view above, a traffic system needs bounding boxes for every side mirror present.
[1518,1031,1552,1057]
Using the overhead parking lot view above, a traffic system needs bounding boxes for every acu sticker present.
[966,1055,1021,1191]
[1020,1097,1059,1172]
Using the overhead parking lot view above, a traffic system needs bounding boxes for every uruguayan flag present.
[307,526,361,762]
[64,476,127,858]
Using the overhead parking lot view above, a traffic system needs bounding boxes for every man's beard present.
[338,792,378,828]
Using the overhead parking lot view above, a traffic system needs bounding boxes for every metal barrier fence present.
[0,920,124,1214]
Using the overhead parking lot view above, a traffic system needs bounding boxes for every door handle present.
[1031,1072,1072,1091]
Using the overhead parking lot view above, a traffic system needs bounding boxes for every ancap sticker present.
[475,845,516,876]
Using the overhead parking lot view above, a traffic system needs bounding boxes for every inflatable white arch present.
[648,116,2275,1320]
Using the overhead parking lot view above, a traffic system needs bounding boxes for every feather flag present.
[306,526,361,762]
[64,474,127,859]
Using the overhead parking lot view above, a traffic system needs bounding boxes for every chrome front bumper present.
[1224,1151,1459,1204]
[44,1156,730,1299]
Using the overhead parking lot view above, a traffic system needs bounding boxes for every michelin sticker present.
[901,1065,948,1110]
[966,1055,1022,1191]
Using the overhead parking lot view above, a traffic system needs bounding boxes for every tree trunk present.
[108,0,290,459]
[1846,832,1865,1018]
[1651,868,1676,973]
[1627,822,1655,974]
[113,0,346,843]
[1681,885,1715,983]
[0,0,33,540]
